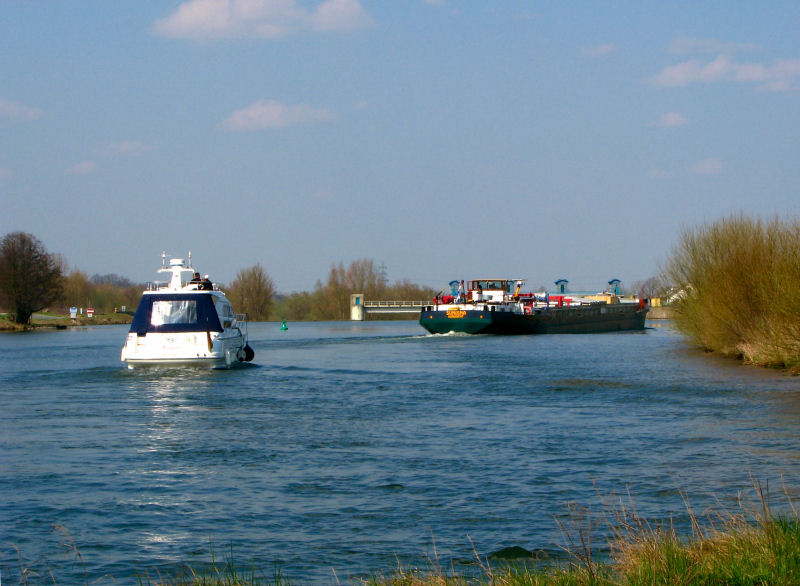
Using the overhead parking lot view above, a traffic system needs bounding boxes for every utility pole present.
[378,262,388,288]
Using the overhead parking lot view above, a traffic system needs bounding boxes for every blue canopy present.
[129,293,223,335]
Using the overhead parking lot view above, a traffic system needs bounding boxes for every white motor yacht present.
[121,253,254,368]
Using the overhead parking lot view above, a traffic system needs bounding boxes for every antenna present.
[161,251,167,268]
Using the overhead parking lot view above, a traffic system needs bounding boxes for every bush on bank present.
[665,214,800,369]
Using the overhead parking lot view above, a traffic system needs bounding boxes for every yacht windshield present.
[151,300,197,326]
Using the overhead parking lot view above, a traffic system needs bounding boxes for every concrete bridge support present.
[350,294,365,321]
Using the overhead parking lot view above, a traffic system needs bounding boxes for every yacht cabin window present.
[150,300,197,326]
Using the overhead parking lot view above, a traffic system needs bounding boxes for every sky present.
[2,1,799,293]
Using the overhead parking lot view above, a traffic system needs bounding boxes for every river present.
[2,320,799,583]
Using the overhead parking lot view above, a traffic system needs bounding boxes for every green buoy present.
[280,319,288,331]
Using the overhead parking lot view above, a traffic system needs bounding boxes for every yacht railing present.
[235,313,248,338]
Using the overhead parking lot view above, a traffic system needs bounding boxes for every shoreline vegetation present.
[6,483,799,585]
[665,214,800,370]
[0,309,678,333]
[1,244,438,326]
[0,311,132,331]
[1,230,673,331]
[6,215,800,370]
[0,310,428,332]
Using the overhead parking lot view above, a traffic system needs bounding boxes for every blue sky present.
[2,1,799,293]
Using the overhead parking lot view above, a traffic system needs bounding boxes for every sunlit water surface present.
[2,321,800,583]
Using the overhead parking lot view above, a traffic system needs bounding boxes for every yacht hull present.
[121,331,247,369]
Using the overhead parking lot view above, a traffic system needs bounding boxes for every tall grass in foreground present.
[664,214,800,368]
[368,482,800,585]
[6,484,800,585]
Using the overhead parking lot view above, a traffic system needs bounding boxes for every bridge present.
[350,294,428,320]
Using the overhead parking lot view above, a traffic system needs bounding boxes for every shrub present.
[664,214,800,368]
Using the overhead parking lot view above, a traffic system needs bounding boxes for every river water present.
[2,320,800,583]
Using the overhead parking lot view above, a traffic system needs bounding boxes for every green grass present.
[138,548,289,585]
[365,486,800,586]
[7,483,800,585]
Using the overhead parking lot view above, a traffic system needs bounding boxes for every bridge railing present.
[350,295,430,320]
[362,300,428,308]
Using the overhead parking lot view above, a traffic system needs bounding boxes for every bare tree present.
[631,274,669,300]
[226,264,275,321]
[0,232,63,324]
[312,259,386,320]
[62,268,93,309]
[385,278,435,301]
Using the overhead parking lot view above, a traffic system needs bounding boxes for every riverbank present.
[0,312,132,331]
[28,491,796,585]
[646,305,673,319]
[0,308,673,331]
[665,215,800,369]
[367,511,800,585]
[7,499,797,585]
[159,496,800,584]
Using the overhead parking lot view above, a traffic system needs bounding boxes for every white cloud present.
[648,168,668,178]
[310,0,374,31]
[0,98,43,121]
[652,112,687,127]
[650,54,800,91]
[67,161,97,175]
[218,99,335,131]
[153,0,374,40]
[106,141,154,156]
[651,55,731,87]
[582,43,616,59]
[692,158,723,175]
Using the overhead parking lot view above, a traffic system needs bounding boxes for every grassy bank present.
[665,214,800,369]
[165,487,800,585]
[7,484,799,585]
[0,311,132,331]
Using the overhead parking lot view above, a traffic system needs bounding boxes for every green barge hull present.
[419,303,647,335]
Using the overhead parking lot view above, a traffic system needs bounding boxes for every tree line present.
[212,258,434,321]
[9,214,798,368]
[0,231,434,324]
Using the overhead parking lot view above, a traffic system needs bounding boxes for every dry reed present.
[664,214,800,368]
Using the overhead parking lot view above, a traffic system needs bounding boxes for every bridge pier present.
[350,294,365,321]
